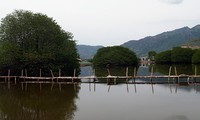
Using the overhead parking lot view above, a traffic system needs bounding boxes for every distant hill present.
[183,38,200,46]
[121,25,200,56]
[76,45,103,59]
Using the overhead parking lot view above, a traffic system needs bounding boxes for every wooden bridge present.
[1,66,200,89]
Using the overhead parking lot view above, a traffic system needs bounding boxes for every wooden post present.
[174,66,179,84]
[195,66,197,76]
[93,69,96,82]
[168,66,172,83]
[133,67,136,83]
[21,69,24,76]
[74,69,76,77]
[59,69,61,77]
[150,66,153,82]
[40,69,42,77]
[50,70,54,77]
[126,67,128,83]
[107,68,111,76]
[72,69,76,83]
[126,67,129,77]
[194,66,197,83]
[8,69,10,89]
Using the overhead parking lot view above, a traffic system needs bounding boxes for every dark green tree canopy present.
[192,49,200,64]
[0,10,79,76]
[155,50,171,64]
[155,47,196,64]
[93,46,138,67]
[171,47,194,63]
[148,51,157,61]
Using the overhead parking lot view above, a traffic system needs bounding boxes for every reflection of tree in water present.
[153,64,200,75]
[0,84,80,120]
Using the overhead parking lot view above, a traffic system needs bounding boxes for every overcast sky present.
[0,0,200,46]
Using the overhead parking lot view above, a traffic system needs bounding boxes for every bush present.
[93,46,138,67]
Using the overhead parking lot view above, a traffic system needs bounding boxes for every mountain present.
[77,45,103,59]
[121,25,200,56]
[183,38,200,46]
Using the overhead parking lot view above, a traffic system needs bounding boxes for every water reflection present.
[0,84,79,120]
[83,81,200,95]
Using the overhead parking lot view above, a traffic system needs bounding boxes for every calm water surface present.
[74,83,200,120]
[0,65,200,120]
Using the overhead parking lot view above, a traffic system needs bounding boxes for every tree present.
[155,50,171,64]
[0,10,80,76]
[93,46,138,67]
[171,47,193,63]
[192,49,200,64]
[148,51,157,61]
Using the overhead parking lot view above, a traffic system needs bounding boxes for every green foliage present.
[155,50,171,64]
[93,46,138,67]
[192,50,200,63]
[155,47,196,64]
[148,51,157,61]
[171,47,194,63]
[0,10,80,76]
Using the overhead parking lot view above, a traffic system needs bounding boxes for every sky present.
[0,0,200,46]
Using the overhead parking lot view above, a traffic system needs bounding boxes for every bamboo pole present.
[133,67,136,83]
[21,69,24,76]
[150,66,153,82]
[50,70,54,77]
[107,68,111,76]
[126,67,128,83]
[8,69,10,89]
[174,66,179,84]
[168,66,172,83]
[40,69,42,77]
[59,69,61,77]
[195,66,197,76]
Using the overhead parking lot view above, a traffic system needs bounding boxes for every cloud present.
[159,0,184,4]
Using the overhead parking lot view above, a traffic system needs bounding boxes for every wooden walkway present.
[1,66,200,89]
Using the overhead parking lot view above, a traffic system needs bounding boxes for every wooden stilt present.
[168,66,172,83]
[126,67,128,83]
[8,69,10,89]
[133,67,136,83]
[59,69,61,77]
[195,66,197,76]
[107,69,111,76]
[150,67,153,82]
[50,70,54,77]
[174,66,179,84]
[40,69,42,77]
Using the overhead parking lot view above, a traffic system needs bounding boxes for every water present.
[74,84,200,120]
[0,65,200,120]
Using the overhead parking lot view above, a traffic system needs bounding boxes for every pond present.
[0,65,199,120]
